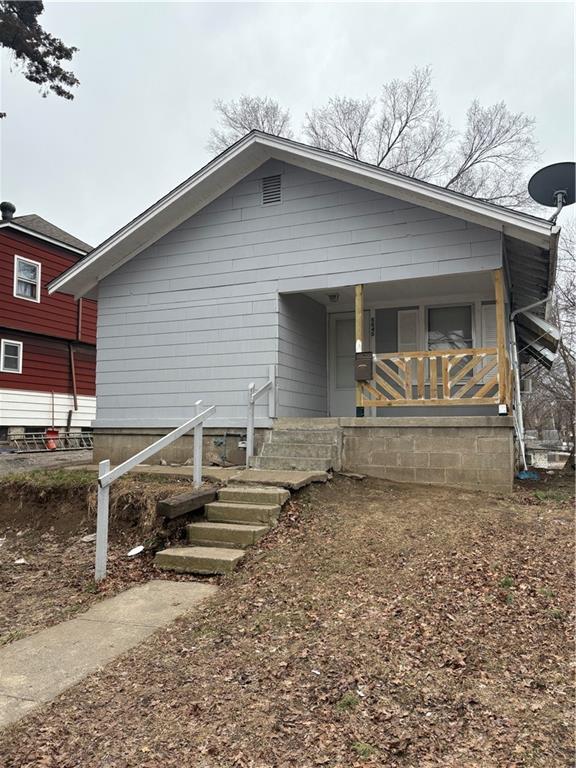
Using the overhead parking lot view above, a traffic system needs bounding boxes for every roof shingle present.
[9,214,92,253]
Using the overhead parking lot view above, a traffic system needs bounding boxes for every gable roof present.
[0,214,91,255]
[48,131,559,306]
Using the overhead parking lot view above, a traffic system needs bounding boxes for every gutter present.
[545,225,561,319]
[510,294,551,321]
[0,221,89,257]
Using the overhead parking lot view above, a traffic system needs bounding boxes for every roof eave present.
[255,134,554,249]
[0,221,89,257]
[48,131,556,298]
[48,133,268,298]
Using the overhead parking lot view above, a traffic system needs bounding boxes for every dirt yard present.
[0,449,93,478]
[0,470,215,644]
[0,472,573,767]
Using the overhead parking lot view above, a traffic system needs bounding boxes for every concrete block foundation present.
[93,427,267,467]
[339,416,514,493]
[94,416,515,493]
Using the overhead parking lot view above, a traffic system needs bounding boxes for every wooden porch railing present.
[360,347,511,407]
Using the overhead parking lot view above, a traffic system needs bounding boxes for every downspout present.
[69,343,79,411]
[510,294,550,321]
[509,293,552,471]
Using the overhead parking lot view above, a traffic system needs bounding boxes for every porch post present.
[355,284,365,417]
[493,268,508,410]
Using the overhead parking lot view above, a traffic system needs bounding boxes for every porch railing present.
[360,347,511,407]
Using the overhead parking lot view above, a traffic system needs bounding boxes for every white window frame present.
[13,255,41,303]
[1,339,23,374]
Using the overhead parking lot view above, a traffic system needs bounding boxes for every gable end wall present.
[95,160,502,427]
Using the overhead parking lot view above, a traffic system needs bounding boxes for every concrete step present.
[227,468,329,489]
[274,418,340,429]
[206,501,281,526]
[187,521,268,549]
[154,546,244,574]
[261,442,337,460]
[269,429,339,445]
[251,455,333,472]
[218,486,290,506]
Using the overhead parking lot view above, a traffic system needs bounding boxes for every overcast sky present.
[0,1,574,247]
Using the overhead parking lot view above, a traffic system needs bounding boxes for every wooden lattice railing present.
[360,347,509,407]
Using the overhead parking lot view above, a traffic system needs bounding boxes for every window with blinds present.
[14,256,41,302]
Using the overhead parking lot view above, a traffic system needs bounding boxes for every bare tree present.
[523,222,575,472]
[303,67,451,178]
[208,70,538,208]
[371,66,452,178]
[207,95,292,153]
[302,67,538,208]
[445,101,539,207]
[304,96,374,161]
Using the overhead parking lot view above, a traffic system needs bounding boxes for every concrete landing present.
[0,580,216,729]
[67,465,328,490]
[227,468,329,489]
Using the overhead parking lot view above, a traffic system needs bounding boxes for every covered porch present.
[278,269,512,420]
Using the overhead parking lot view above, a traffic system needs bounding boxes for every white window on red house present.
[14,256,41,302]
[1,339,23,373]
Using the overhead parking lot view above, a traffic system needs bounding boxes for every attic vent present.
[262,174,282,205]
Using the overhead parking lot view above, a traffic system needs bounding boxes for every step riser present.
[187,524,268,549]
[156,557,233,575]
[251,456,332,472]
[262,443,338,459]
[274,418,340,429]
[155,547,244,575]
[218,487,290,506]
[207,508,279,526]
[186,536,254,550]
[206,502,280,526]
[269,430,339,445]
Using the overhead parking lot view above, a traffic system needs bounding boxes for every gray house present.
[50,132,560,491]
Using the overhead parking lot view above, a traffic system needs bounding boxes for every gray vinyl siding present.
[95,160,502,427]
[278,294,327,418]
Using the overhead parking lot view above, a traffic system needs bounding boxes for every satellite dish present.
[528,162,576,222]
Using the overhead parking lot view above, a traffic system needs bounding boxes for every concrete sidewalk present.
[0,580,217,728]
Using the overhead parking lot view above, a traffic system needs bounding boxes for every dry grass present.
[0,475,573,767]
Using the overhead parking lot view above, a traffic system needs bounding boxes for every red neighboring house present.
[0,201,97,443]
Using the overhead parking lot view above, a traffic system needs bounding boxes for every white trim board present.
[13,255,41,303]
[0,339,23,374]
[0,222,89,256]
[48,132,558,300]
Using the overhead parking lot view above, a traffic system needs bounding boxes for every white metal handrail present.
[246,365,275,467]
[95,400,215,581]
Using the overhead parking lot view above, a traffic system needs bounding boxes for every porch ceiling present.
[302,271,495,307]
[505,234,556,317]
